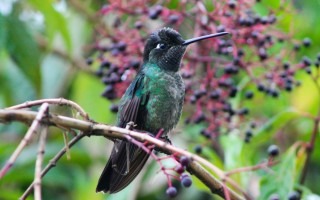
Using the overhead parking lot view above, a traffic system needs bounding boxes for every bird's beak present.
[182,32,229,45]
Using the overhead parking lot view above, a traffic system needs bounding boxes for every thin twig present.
[299,77,320,184]
[5,98,89,120]
[225,159,278,177]
[34,125,48,200]
[20,132,86,200]
[0,103,49,179]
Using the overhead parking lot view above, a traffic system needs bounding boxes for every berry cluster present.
[165,156,193,198]
[87,1,317,149]
[86,0,318,197]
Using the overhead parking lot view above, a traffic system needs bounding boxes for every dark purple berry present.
[101,85,116,100]
[293,44,300,51]
[194,145,202,154]
[179,156,190,167]
[267,144,279,157]
[175,165,185,174]
[86,58,93,65]
[285,83,293,92]
[265,34,272,43]
[116,41,127,51]
[229,86,238,98]
[134,21,143,29]
[302,37,311,47]
[245,18,254,27]
[200,129,211,138]
[305,67,312,74]
[95,68,103,77]
[224,65,239,75]
[251,31,259,39]
[288,191,300,200]
[110,104,119,113]
[148,9,159,20]
[245,91,254,99]
[269,193,280,200]
[245,130,253,137]
[257,39,266,47]
[129,60,140,69]
[149,5,163,20]
[253,16,261,24]
[166,186,177,198]
[154,5,163,14]
[244,136,251,143]
[237,49,245,57]
[283,62,290,70]
[194,113,206,123]
[260,16,269,24]
[238,108,249,115]
[258,48,268,60]
[181,175,192,187]
[101,60,111,68]
[257,84,265,92]
[233,57,240,65]
[317,52,320,61]
[210,90,221,99]
[270,90,279,98]
[110,73,120,83]
[228,0,237,9]
[280,72,287,78]
[302,56,311,66]
[238,17,246,26]
[168,14,179,24]
[268,15,277,24]
[250,122,256,129]
[111,48,120,56]
[193,89,206,99]
[181,71,192,79]
[190,95,197,104]
[217,25,225,32]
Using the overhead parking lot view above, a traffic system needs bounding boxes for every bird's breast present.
[144,69,185,134]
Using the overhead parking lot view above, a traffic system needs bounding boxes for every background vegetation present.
[0,0,319,199]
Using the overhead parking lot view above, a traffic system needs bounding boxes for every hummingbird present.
[96,27,228,193]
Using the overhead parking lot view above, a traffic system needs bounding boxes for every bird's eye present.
[156,43,167,49]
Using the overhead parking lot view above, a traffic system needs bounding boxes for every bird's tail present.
[96,140,150,193]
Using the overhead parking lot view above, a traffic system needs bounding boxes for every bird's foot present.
[159,135,172,145]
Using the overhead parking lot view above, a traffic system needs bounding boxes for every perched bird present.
[96,27,228,193]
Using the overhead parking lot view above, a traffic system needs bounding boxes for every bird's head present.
[143,27,228,72]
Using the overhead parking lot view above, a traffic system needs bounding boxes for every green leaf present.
[0,14,7,51]
[28,0,72,52]
[5,14,41,93]
[41,54,72,98]
[0,52,37,105]
[259,145,298,199]
[167,0,179,9]
[203,0,214,12]
[220,131,243,170]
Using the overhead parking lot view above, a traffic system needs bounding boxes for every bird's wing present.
[112,72,149,165]
[117,72,149,129]
[96,71,151,193]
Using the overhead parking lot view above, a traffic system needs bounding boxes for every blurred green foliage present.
[0,0,320,200]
